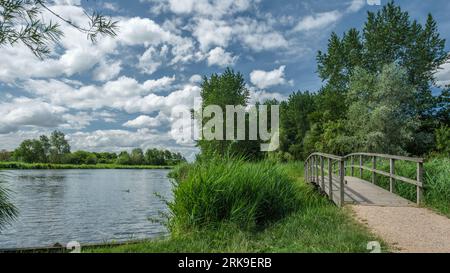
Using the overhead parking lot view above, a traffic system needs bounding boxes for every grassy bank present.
[351,156,450,217]
[89,159,384,253]
[0,162,172,170]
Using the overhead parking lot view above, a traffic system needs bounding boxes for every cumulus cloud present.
[294,10,342,32]
[193,18,233,51]
[123,113,170,129]
[435,62,450,87]
[138,45,169,75]
[0,98,67,134]
[93,59,122,82]
[207,47,237,67]
[155,0,256,18]
[250,65,289,89]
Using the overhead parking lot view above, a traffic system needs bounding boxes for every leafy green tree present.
[435,125,450,155]
[279,91,316,159]
[198,68,251,157]
[39,135,51,162]
[130,148,145,165]
[0,150,12,161]
[0,0,118,58]
[116,151,131,165]
[346,64,418,154]
[49,130,70,163]
[13,139,46,163]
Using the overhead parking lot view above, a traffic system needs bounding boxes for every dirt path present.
[350,205,450,253]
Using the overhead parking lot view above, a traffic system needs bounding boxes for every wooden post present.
[328,158,332,200]
[339,159,345,207]
[320,156,325,190]
[304,160,309,183]
[371,156,376,184]
[389,159,395,193]
[350,155,354,177]
[315,156,319,184]
[417,162,423,205]
[359,154,363,178]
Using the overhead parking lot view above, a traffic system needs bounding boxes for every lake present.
[0,169,172,249]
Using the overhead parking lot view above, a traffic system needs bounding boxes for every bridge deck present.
[317,176,415,207]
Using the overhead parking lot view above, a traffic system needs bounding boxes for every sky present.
[1,0,449,160]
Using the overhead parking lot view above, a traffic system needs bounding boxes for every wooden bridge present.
[304,153,424,207]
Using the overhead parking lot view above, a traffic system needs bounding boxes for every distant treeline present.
[0,131,186,166]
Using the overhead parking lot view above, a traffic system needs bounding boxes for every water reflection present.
[0,169,172,249]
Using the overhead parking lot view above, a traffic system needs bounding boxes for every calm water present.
[0,169,172,249]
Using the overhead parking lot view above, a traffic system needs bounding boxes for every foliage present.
[0,0,118,58]
[167,157,302,233]
[279,2,449,158]
[8,130,186,166]
[0,180,17,232]
[345,64,418,154]
[435,125,450,155]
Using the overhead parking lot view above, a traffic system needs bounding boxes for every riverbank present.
[88,161,385,253]
[0,162,172,170]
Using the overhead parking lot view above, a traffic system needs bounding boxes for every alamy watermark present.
[171,98,280,152]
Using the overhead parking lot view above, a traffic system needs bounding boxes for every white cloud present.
[0,98,67,133]
[250,65,289,89]
[435,62,450,87]
[294,10,342,32]
[164,0,255,18]
[189,74,203,83]
[193,18,233,51]
[232,18,288,52]
[138,45,169,75]
[93,60,122,82]
[123,113,170,129]
[207,47,237,67]
[347,0,366,12]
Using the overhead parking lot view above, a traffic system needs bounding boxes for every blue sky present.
[0,0,449,160]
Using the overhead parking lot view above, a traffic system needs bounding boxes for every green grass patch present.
[0,162,172,170]
[88,159,384,253]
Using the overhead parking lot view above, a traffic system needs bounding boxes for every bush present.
[167,157,302,233]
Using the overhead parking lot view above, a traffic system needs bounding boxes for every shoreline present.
[0,162,173,170]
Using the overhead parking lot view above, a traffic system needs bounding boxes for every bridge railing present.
[305,152,424,206]
[343,153,424,205]
[304,153,346,206]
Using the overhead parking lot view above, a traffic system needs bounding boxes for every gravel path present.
[350,205,450,253]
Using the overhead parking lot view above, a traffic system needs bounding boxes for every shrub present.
[167,157,302,233]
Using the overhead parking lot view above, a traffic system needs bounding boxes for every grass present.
[349,156,450,217]
[0,162,172,170]
[88,159,384,253]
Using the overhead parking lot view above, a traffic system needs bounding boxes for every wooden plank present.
[390,158,395,193]
[321,176,415,207]
[417,162,423,205]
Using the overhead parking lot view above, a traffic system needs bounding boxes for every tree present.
[13,139,46,163]
[39,135,51,162]
[0,150,12,161]
[279,91,316,159]
[0,0,118,58]
[346,64,418,154]
[197,68,251,157]
[49,130,70,163]
[314,1,448,155]
[130,148,145,165]
[116,151,131,165]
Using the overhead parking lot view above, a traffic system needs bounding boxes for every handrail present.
[304,152,424,206]
[345,152,424,163]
